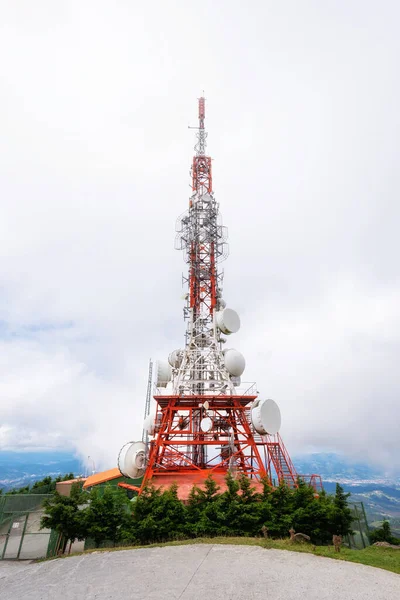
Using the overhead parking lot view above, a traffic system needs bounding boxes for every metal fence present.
[346,501,370,549]
[0,494,61,560]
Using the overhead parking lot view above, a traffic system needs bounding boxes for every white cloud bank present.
[0,1,399,471]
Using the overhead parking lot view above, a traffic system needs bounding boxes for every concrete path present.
[0,545,399,599]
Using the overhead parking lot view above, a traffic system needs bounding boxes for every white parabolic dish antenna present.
[143,413,156,436]
[156,360,172,387]
[168,350,182,368]
[118,441,146,479]
[251,398,281,435]
[224,349,245,377]
[216,308,240,335]
[200,416,213,433]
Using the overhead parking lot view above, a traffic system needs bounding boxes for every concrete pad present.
[0,544,399,600]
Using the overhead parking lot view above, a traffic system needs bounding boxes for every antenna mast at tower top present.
[197,96,206,153]
[172,96,232,396]
[192,97,212,196]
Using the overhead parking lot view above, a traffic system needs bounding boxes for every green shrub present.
[41,475,357,549]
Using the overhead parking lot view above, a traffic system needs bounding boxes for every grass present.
[49,537,400,575]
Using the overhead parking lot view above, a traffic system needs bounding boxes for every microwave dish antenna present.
[118,441,146,479]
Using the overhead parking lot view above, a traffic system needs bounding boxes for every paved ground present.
[0,545,399,599]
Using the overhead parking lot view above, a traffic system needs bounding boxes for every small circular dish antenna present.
[202,193,212,204]
[156,361,172,387]
[251,398,281,435]
[216,308,240,335]
[218,298,227,309]
[143,413,156,436]
[223,349,245,376]
[118,441,146,478]
[200,416,213,433]
[168,350,182,368]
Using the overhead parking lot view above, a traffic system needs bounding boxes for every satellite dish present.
[218,298,227,309]
[251,399,281,435]
[118,441,146,479]
[143,412,156,436]
[200,416,213,433]
[203,400,210,411]
[216,308,240,335]
[168,350,183,368]
[156,360,172,387]
[223,349,245,376]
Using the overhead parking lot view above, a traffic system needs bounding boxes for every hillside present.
[294,453,400,534]
[1,450,399,534]
[0,451,83,491]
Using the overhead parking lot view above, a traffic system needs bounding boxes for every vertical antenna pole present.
[142,359,153,445]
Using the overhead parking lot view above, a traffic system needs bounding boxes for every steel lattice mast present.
[173,96,232,396]
[117,98,323,496]
[139,97,268,482]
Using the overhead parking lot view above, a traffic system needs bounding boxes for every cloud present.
[0,1,399,471]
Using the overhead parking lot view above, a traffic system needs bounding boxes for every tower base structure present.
[138,392,322,499]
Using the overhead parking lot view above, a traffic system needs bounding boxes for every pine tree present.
[234,475,263,536]
[82,485,132,547]
[203,474,221,501]
[370,519,399,544]
[133,483,187,543]
[328,483,353,537]
[40,482,85,553]
[267,481,295,538]
[291,484,332,543]
[186,484,206,536]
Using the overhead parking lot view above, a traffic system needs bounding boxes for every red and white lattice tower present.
[119,98,322,496]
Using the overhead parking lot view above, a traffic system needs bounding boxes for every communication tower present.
[118,98,322,495]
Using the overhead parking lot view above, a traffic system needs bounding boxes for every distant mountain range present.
[294,453,400,533]
[0,451,83,490]
[293,453,399,487]
[1,450,399,533]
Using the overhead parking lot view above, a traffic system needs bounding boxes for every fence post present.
[16,515,29,559]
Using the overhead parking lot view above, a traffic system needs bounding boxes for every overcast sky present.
[0,1,399,473]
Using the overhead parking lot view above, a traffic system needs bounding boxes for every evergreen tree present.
[291,483,333,543]
[381,520,392,541]
[186,475,224,538]
[370,520,399,545]
[186,484,206,536]
[217,473,240,536]
[40,482,85,553]
[258,477,274,535]
[130,484,162,543]
[38,472,362,548]
[224,475,263,537]
[133,483,187,544]
[328,483,353,537]
[82,485,132,547]
[225,471,240,500]
[203,474,221,501]
[267,482,295,538]
[32,476,52,489]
